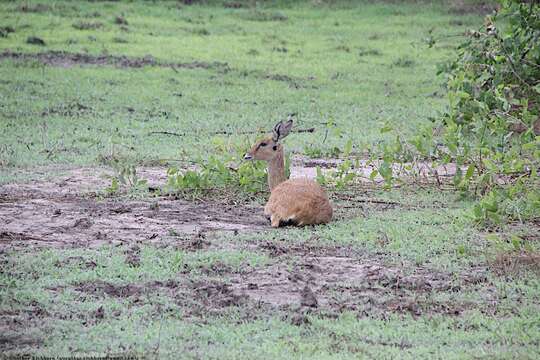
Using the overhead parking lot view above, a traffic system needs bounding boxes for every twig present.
[148,128,315,137]
[148,131,185,136]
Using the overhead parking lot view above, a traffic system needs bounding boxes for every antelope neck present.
[267,147,287,191]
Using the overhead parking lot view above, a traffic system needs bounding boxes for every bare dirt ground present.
[0,50,230,70]
[0,160,398,250]
[0,167,269,250]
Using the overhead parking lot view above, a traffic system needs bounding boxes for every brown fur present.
[245,129,333,227]
[265,178,333,227]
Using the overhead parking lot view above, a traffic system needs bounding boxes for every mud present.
[230,255,478,316]
[64,251,486,319]
[0,51,230,70]
[0,161,442,250]
[0,167,268,249]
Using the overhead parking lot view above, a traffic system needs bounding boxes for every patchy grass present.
[1,0,538,358]
[0,0,481,170]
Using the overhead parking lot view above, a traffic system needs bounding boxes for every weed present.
[166,141,268,195]
[363,1,539,229]
[106,162,148,195]
[392,56,416,67]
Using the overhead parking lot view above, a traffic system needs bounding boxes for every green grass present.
[2,1,539,358]
[0,0,480,172]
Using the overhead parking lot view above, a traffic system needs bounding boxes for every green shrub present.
[371,0,540,227]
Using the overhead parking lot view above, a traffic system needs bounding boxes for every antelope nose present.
[244,153,253,160]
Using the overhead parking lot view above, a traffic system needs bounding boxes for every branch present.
[148,128,315,137]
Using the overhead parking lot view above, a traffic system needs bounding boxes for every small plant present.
[106,163,148,195]
[166,140,268,195]
[392,56,415,67]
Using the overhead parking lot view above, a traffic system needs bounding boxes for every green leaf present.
[343,139,353,156]
[380,125,393,134]
[465,164,475,180]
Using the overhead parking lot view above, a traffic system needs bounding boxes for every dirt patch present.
[291,155,460,185]
[71,278,250,317]
[265,73,316,89]
[75,280,145,298]
[0,333,42,352]
[16,3,51,13]
[0,51,230,71]
[0,163,427,250]
[0,195,268,249]
[67,252,487,318]
[0,167,268,249]
[231,255,483,317]
[0,300,47,351]
[40,101,92,117]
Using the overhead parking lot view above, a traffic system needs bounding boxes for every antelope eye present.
[260,142,267,147]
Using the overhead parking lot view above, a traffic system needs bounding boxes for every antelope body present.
[244,118,332,227]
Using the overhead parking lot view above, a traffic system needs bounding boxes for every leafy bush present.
[371,0,540,227]
[166,140,269,194]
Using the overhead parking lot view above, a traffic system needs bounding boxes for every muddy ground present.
[0,50,230,70]
[0,165,489,320]
[2,157,415,249]
[0,167,269,249]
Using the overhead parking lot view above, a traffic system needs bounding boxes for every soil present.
[0,162,454,250]
[0,167,268,250]
[290,155,460,184]
[230,253,487,317]
[0,50,230,70]
[448,0,499,15]
[47,248,488,321]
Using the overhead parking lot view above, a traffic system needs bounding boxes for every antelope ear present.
[272,116,294,142]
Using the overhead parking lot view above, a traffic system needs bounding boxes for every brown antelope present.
[244,117,333,227]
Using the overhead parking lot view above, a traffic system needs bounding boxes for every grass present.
[1,0,539,358]
[0,0,480,173]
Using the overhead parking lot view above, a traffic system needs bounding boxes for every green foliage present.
[371,0,540,227]
[166,141,269,194]
[106,162,148,195]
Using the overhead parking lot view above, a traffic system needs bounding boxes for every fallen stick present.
[148,127,315,137]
